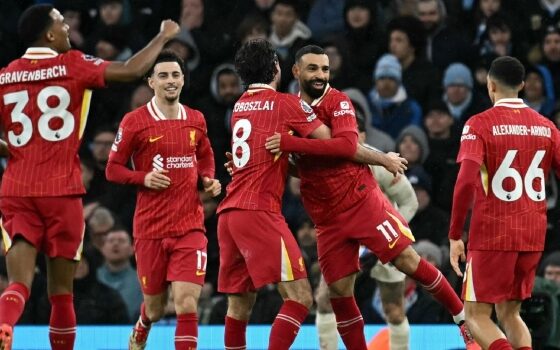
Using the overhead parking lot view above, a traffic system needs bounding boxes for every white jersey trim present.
[147,97,186,121]
[494,98,528,109]
[22,47,58,59]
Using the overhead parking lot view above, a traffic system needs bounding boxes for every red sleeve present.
[283,96,323,137]
[457,121,484,165]
[196,115,215,179]
[449,159,479,240]
[65,50,109,89]
[106,115,147,185]
[280,131,358,158]
[330,94,359,137]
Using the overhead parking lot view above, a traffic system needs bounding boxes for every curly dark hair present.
[234,39,278,86]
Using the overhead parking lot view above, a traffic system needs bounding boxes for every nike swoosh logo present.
[388,236,401,249]
[195,271,206,276]
[149,135,164,143]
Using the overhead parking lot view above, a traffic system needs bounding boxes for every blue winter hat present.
[443,63,473,89]
[374,54,402,82]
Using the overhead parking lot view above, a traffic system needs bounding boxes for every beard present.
[301,78,327,99]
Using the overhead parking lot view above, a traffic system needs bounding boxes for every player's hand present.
[144,169,171,190]
[202,177,221,197]
[449,239,466,277]
[224,152,234,176]
[382,152,408,176]
[159,20,180,41]
[265,133,282,154]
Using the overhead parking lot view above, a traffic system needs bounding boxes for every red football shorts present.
[0,196,84,261]
[462,250,542,303]
[134,230,207,295]
[317,188,414,285]
[217,209,307,294]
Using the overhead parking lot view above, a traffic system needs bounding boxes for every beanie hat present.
[374,54,402,82]
[443,63,473,89]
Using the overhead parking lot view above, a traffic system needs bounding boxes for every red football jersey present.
[108,98,215,239]
[457,98,560,251]
[218,84,322,213]
[0,48,109,196]
[297,86,377,224]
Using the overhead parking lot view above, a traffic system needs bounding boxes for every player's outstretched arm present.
[265,131,407,176]
[353,144,407,176]
[104,20,180,82]
[265,128,356,158]
[448,158,478,276]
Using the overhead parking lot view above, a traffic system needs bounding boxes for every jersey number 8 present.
[232,119,251,168]
[3,86,75,147]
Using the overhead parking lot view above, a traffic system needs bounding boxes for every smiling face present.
[294,53,330,99]
[148,61,184,103]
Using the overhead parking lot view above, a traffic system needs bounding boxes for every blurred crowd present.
[0,0,560,342]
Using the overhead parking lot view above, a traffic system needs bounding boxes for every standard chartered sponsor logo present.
[152,154,194,171]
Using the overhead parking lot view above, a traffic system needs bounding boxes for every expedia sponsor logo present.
[333,109,355,117]
[153,154,194,171]
[460,134,476,141]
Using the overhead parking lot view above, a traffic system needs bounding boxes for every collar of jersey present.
[147,97,186,121]
[22,47,59,59]
[494,98,528,109]
[247,83,275,92]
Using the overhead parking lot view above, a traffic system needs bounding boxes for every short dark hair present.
[488,56,525,88]
[273,0,300,16]
[18,4,54,47]
[295,45,326,63]
[146,50,186,78]
[234,39,278,86]
[387,16,426,55]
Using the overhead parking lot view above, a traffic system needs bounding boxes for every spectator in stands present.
[97,228,143,322]
[467,0,503,47]
[236,14,269,46]
[368,54,422,139]
[344,88,395,152]
[127,83,154,112]
[396,125,430,169]
[414,0,471,70]
[322,39,352,90]
[442,62,490,126]
[524,0,560,52]
[406,167,450,246]
[478,14,526,62]
[306,0,345,41]
[180,0,233,73]
[523,65,556,117]
[36,252,130,324]
[333,0,384,92]
[86,127,136,228]
[195,63,242,185]
[268,0,312,91]
[388,16,441,112]
[542,252,560,287]
[540,26,560,99]
[423,101,460,213]
[85,206,116,269]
